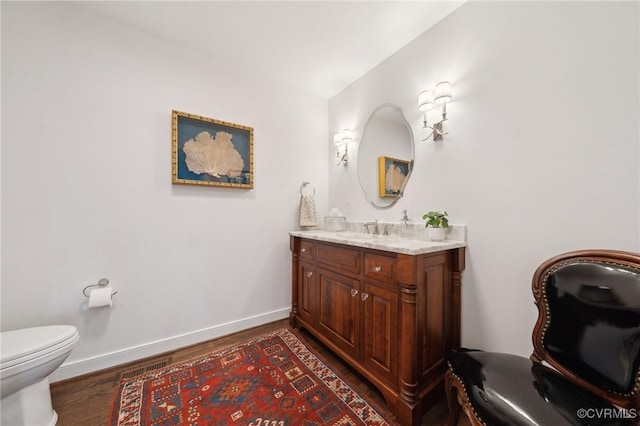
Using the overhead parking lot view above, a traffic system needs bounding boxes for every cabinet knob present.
[361,293,369,301]
[306,271,313,278]
[372,266,382,272]
[351,289,359,297]
[300,248,307,253]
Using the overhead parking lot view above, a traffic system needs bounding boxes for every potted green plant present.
[422,211,448,241]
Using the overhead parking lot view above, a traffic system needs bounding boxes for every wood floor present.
[51,319,471,426]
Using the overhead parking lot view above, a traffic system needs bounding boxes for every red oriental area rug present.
[109,328,395,426]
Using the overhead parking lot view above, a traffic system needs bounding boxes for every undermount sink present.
[331,231,403,241]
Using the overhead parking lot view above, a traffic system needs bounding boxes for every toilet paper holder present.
[83,278,118,297]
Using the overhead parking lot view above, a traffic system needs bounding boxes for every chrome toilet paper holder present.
[83,278,118,297]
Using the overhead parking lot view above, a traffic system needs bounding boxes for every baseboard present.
[50,307,291,382]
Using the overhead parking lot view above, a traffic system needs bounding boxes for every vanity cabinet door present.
[317,267,361,359]
[362,281,398,386]
[297,262,316,326]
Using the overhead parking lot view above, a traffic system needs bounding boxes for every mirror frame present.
[357,103,415,209]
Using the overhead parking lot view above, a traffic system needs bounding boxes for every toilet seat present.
[1,325,79,370]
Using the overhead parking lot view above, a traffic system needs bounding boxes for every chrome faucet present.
[401,210,409,226]
[364,220,379,235]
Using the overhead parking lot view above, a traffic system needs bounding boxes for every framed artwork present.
[378,156,412,198]
[172,110,254,188]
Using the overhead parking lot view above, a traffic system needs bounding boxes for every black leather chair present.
[445,250,640,425]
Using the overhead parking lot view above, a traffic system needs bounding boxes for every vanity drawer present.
[316,243,360,275]
[299,240,314,262]
[364,253,397,284]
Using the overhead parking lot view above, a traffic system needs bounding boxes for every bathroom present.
[1,0,639,423]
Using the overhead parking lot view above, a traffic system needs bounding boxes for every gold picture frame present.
[378,156,412,198]
[172,110,254,188]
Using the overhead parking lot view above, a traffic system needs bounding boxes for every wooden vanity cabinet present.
[290,236,465,426]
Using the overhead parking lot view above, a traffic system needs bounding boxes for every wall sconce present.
[418,81,452,142]
[334,129,352,166]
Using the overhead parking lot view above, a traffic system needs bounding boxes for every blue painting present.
[172,110,253,188]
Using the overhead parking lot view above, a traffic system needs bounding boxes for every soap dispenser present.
[400,210,411,237]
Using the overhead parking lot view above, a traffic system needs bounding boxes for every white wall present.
[1,2,329,380]
[2,0,638,382]
[329,1,640,356]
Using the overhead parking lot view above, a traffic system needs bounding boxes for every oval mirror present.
[357,103,415,209]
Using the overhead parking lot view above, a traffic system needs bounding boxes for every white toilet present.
[1,325,79,426]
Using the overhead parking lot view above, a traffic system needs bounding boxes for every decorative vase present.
[427,227,446,241]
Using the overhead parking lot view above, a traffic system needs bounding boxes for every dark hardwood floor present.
[51,320,470,425]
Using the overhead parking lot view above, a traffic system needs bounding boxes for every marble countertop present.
[289,229,466,255]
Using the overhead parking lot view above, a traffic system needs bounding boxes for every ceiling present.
[71,1,464,99]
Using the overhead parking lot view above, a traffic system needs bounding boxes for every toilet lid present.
[1,325,78,365]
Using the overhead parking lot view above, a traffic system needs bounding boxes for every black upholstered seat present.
[445,250,640,426]
[448,351,636,425]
